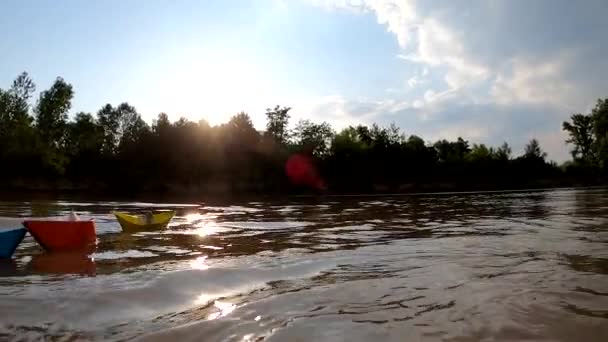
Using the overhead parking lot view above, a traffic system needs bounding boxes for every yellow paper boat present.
[113,211,175,232]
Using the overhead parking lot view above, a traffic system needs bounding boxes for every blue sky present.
[1,0,607,161]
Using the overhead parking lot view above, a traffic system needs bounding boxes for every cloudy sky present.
[1,0,607,161]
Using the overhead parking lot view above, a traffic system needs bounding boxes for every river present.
[0,188,607,341]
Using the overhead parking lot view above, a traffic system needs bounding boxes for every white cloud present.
[309,0,608,161]
[322,0,606,103]
[435,124,489,142]
[407,76,418,88]
[290,95,408,130]
[423,89,436,102]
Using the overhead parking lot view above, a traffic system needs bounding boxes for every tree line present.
[0,72,605,195]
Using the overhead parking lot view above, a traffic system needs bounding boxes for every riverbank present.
[0,177,604,202]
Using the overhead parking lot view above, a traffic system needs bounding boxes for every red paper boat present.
[23,220,96,252]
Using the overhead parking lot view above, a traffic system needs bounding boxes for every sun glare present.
[157,52,273,125]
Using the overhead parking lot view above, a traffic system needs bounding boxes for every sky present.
[1,0,607,161]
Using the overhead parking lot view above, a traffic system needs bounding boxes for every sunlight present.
[207,300,237,320]
[195,293,214,305]
[242,334,255,342]
[181,212,222,236]
[189,256,209,270]
[157,51,273,125]
[184,212,216,223]
[194,221,220,237]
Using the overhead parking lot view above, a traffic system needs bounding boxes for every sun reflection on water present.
[180,213,222,237]
[194,221,220,237]
[195,293,214,305]
[190,256,209,270]
[208,300,236,320]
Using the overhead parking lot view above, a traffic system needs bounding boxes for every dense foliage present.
[0,73,604,195]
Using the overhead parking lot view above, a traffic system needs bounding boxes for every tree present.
[97,102,148,155]
[66,112,104,156]
[12,72,36,104]
[6,72,35,123]
[65,112,104,178]
[591,99,608,168]
[97,104,121,155]
[34,77,74,174]
[523,139,547,160]
[35,77,73,147]
[0,72,601,194]
[225,112,259,147]
[264,105,291,144]
[153,112,171,135]
[0,72,36,144]
[0,72,37,177]
[563,113,595,162]
[355,125,373,145]
[495,142,512,161]
[406,135,426,151]
[455,137,471,159]
[467,144,493,162]
[434,137,470,163]
[292,119,334,156]
[117,106,149,152]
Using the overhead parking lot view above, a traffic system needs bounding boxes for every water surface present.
[1,188,607,341]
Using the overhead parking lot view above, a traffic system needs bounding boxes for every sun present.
[156,52,273,126]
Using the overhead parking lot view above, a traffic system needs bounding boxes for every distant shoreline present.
[0,179,604,203]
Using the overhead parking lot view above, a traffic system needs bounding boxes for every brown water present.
[1,188,607,341]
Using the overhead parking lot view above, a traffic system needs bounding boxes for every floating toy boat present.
[113,211,175,232]
[23,220,96,252]
[0,228,27,258]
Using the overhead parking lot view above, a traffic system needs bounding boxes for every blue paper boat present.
[0,228,27,258]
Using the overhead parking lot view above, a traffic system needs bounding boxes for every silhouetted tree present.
[0,71,602,194]
[0,73,37,178]
[264,105,291,145]
[34,77,74,175]
[563,113,595,162]
[434,137,470,163]
[292,120,334,157]
[65,112,104,179]
[496,142,512,161]
[591,99,608,169]
[523,139,547,161]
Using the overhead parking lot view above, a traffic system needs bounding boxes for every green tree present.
[35,77,73,147]
[97,102,148,155]
[467,144,493,162]
[292,119,334,156]
[332,126,364,153]
[97,104,120,155]
[355,125,373,146]
[225,112,260,147]
[0,73,36,144]
[153,112,171,135]
[1,72,35,125]
[523,138,547,160]
[219,112,262,184]
[264,105,291,144]
[563,113,595,162]
[0,72,37,177]
[591,99,608,168]
[66,112,104,156]
[34,77,74,174]
[65,112,104,178]
[434,137,470,163]
[117,106,149,151]
[495,142,512,161]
